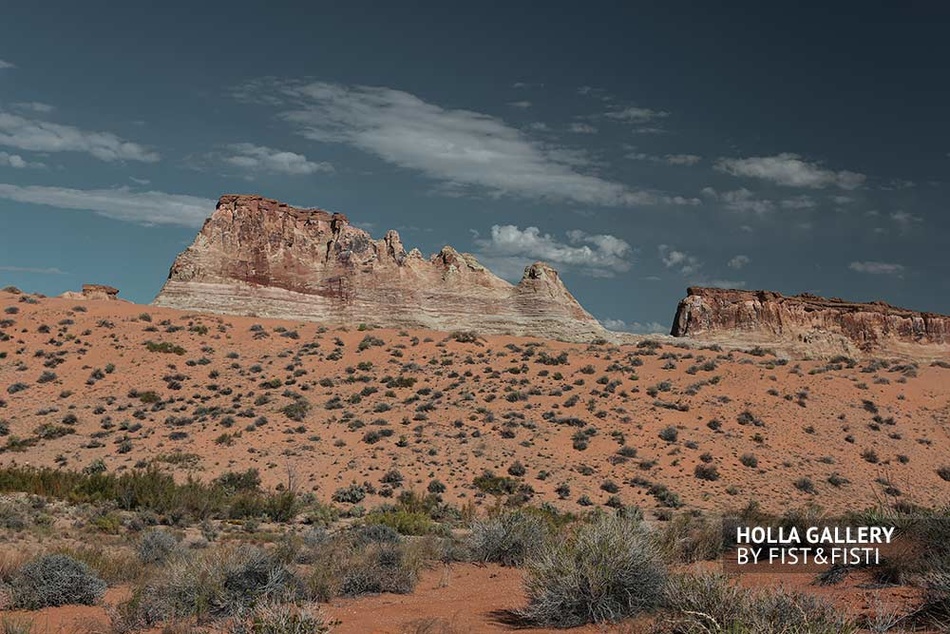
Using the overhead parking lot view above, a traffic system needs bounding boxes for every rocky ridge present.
[671,286,950,359]
[153,194,607,341]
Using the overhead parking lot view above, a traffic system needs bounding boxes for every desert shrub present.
[11,553,106,608]
[117,545,302,626]
[332,483,366,504]
[352,523,402,546]
[659,426,678,442]
[281,398,311,422]
[469,510,551,567]
[739,453,758,468]
[339,542,419,597]
[655,514,724,564]
[232,602,332,634]
[137,529,179,564]
[449,331,480,344]
[693,464,720,481]
[518,515,667,627]
[937,466,950,482]
[472,471,517,495]
[794,477,816,493]
[663,571,855,633]
[144,341,186,355]
[663,571,746,630]
[363,510,435,536]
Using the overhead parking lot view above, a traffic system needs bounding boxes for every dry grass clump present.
[226,602,332,634]
[112,544,302,629]
[468,509,552,567]
[661,572,856,633]
[517,514,667,627]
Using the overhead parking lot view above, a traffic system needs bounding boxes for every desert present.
[2,3,950,631]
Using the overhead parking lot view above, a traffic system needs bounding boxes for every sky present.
[1,2,948,333]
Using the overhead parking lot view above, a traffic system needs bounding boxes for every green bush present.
[363,509,436,536]
[11,553,106,608]
[518,515,667,626]
[144,341,186,355]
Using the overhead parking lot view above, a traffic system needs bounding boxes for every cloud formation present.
[0,152,44,169]
[223,143,333,176]
[568,122,598,134]
[238,80,674,207]
[715,153,865,189]
[703,187,774,214]
[0,184,213,227]
[849,261,905,276]
[0,111,159,162]
[601,318,667,334]
[0,60,14,70]
[0,265,66,275]
[627,152,701,166]
[474,224,633,277]
[728,255,750,269]
[658,244,701,275]
[604,106,669,122]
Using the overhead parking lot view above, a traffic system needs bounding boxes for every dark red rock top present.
[82,284,119,297]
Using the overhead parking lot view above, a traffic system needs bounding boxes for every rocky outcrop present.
[671,287,950,358]
[60,284,121,301]
[153,195,607,341]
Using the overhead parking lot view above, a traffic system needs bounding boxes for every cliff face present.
[671,287,950,358]
[153,195,607,342]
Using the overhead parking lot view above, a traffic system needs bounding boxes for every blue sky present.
[1,2,948,332]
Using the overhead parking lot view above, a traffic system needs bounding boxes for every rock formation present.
[60,284,121,301]
[671,287,950,358]
[153,194,607,342]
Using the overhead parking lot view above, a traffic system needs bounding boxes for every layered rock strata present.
[671,287,950,358]
[153,195,607,342]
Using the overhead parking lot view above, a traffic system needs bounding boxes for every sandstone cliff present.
[153,195,607,342]
[671,287,950,359]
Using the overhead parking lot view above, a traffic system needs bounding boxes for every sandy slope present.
[0,290,948,515]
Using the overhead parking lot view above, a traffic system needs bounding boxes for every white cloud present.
[0,152,44,169]
[0,111,159,162]
[507,100,532,109]
[849,261,905,276]
[0,183,213,227]
[728,255,750,269]
[779,195,816,209]
[568,122,598,134]
[711,188,775,214]
[223,143,333,176]
[715,153,865,189]
[664,154,702,166]
[627,152,701,166]
[0,60,14,70]
[601,318,667,334]
[659,244,701,275]
[474,224,633,277]
[890,210,921,227]
[12,102,54,113]
[240,80,678,207]
[604,106,669,122]
[0,265,66,275]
